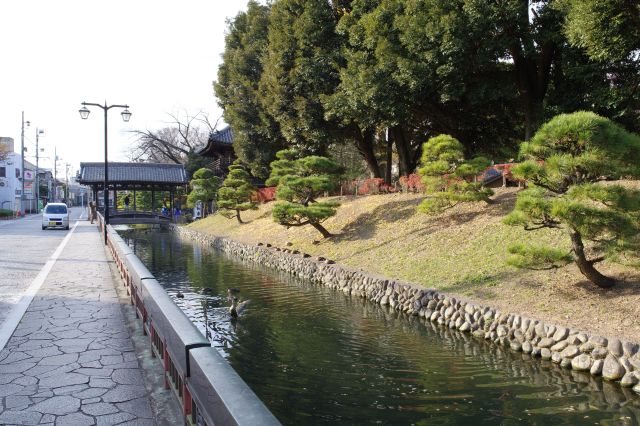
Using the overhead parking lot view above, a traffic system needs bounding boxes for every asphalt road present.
[0,207,86,326]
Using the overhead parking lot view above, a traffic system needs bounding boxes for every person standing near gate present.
[124,194,131,211]
[89,201,97,224]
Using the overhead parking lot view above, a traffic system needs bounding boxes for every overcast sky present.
[0,0,251,178]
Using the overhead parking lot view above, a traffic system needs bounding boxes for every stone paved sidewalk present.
[0,222,157,426]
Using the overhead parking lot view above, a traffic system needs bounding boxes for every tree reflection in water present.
[121,228,640,425]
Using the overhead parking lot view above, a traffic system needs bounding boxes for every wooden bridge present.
[78,162,188,227]
[106,209,174,225]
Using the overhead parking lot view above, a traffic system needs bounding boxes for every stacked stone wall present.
[175,226,640,395]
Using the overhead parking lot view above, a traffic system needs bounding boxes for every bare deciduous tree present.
[129,111,221,164]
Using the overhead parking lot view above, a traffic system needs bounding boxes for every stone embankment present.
[176,226,640,396]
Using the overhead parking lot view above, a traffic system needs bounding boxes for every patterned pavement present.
[0,221,157,425]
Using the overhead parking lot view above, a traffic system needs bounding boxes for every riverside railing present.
[97,214,280,426]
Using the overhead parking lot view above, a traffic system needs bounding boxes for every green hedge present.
[0,209,14,218]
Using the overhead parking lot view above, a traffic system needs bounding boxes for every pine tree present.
[217,160,257,224]
[266,150,343,238]
[505,111,640,288]
[187,168,221,217]
[417,134,493,214]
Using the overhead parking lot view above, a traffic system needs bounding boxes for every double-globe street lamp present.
[78,102,131,245]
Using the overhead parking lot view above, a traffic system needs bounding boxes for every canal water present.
[120,228,640,425]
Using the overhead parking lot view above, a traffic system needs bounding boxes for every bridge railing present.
[97,213,280,426]
[98,207,172,218]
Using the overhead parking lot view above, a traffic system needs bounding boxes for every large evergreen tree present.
[505,111,640,288]
[266,150,343,238]
[214,0,639,179]
[214,1,285,178]
[330,0,522,176]
[560,0,640,63]
[217,160,257,224]
[259,0,341,156]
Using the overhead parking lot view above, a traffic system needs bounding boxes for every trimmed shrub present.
[505,111,640,288]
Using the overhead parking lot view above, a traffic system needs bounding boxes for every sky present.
[0,0,252,179]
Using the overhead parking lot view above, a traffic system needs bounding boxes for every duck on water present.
[229,296,249,318]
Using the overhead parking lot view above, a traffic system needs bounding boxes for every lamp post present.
[78,101,131,245]
[20,112,30,215]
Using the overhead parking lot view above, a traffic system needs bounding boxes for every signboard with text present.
[24,181,34,198]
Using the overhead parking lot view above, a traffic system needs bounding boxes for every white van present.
[42,203,70,230]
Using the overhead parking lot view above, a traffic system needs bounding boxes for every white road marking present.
[0,221,79,352]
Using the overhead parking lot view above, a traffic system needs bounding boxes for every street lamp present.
[79,101,131,244]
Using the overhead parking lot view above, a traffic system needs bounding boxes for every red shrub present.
[252,187,277,203]
[399,174,424,192]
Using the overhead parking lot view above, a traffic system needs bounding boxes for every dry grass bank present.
[188,188,640,343]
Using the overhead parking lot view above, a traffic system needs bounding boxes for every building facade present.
[0,137,56,213]
[0,137,24,212]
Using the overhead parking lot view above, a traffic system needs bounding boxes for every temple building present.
[196,126,235,178]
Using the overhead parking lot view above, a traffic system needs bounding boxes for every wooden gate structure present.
[78,162,188,225]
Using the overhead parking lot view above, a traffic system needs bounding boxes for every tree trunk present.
[514,47,554,140]
[391,125,413,176]
[522,91,544,141]
[236,210,244,224]
[385,128,393,185]
[310,222,332,238]
[570,231,615,288]
[354,129,381,179]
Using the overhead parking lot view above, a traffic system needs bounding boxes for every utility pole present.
[20,112,30,215]
[53,147,58,202]
[35,128,44,213]
[65,163,70,204]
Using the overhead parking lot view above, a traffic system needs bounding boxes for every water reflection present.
[121,228,640,425]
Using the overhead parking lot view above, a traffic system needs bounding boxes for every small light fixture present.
[79,106,90,120]
[121,108,132,122]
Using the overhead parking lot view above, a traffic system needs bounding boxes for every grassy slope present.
[188,188,640,342]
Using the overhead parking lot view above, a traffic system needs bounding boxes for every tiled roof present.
[209,126,233,145]
[78,162,188,184]
[196,126,235,157]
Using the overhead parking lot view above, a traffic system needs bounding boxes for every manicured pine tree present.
[217,160,257,224]
[504,111,640,288]
[266,150,343,238]
[417,134,493,214]
[187,168,221,217]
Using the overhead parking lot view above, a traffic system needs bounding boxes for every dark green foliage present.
[0,209,13,218]
[559,0,640,62]
[267,150,343,238]
[217,160,258,223]
[259,0,341,155]
[505,112,640,287]
[214,0,640,178]
[185,152,211,180]
[215,1,286,178]
[417,135,493,214]
[187,168,221,216]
